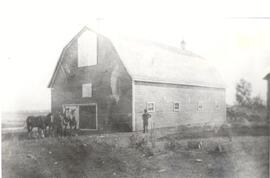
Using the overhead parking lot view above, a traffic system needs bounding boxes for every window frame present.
[82,83,92,98]
[197,101,203,112]
[215,101,220,110]
[146,102,155,113]
[173,102,180,112]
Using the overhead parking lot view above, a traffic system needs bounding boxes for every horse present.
[51,113,69,137]
[69,115,77,130]
[42,113,54,136]
[49,112,78,137]
[52,113,64,137]
[62,114,70,136]
[26,116,46,138]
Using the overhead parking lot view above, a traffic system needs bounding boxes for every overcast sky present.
[1,0,270,111]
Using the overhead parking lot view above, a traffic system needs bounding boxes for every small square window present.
[215,102,220,110]
[173,102,180,112]
[197,102,203,111]
[147,102,155,112]
[82,83,92,97]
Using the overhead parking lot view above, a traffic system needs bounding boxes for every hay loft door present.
[79,104,97,130]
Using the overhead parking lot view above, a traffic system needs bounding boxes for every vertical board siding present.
[51,32,132,132]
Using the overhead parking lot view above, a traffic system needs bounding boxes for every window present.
[197,102,203,111]
[147,102,155,112]
[173,102,180,112]
[215,101,220,110]
[82,83,92,97]
[78,31,97,67]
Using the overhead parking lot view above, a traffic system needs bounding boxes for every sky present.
[1,0,270,111]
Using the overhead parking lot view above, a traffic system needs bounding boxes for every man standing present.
[70,109,77,130]
[142,109,151,133]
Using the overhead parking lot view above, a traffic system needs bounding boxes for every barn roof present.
[263,67,270,80]
[48,27,225,89]
[109,36,225,88]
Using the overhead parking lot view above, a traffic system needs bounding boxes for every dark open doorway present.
[79,104,97,129]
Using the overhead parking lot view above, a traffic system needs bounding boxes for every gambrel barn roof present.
[263,67,270,80]
[48,27,225,89]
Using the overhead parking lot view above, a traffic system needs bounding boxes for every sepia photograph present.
[1,0,270,177]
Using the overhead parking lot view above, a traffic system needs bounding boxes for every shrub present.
[164,139,176,151]
[187,140,203,150]
[236,79,252,106]
[129,134,154,157]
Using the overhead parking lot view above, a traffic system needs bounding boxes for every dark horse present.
[26,113,53,138]
[26,116,45,138]
[69,114,77,130]
[43,113,54,136]
[53,113,70,137]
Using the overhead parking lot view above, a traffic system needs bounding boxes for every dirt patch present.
[2,134,269,178]
[158,125,268,142]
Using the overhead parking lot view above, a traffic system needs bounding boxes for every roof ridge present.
[48,26,225,89]
[81,26,205,60]
[115,36,205,59]
[147,40,205,59]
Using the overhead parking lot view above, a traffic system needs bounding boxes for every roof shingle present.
[109,35,225,88]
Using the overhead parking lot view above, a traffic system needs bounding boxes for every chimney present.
[181,40,186,50]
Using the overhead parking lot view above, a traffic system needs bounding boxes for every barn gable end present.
[48,27,133,131]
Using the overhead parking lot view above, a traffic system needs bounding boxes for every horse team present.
[26,110,77,138]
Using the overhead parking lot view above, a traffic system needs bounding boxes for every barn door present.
[79,105,97,129]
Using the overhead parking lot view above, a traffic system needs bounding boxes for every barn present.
[48,26,226,132]
[264,71,270,121]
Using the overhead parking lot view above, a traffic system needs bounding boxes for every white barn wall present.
[134,81,226,131]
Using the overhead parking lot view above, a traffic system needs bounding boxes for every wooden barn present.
[264,71,270,121]
[48,27,226,132]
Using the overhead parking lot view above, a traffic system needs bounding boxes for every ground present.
[2,107,269,178]
[2,127,269,178]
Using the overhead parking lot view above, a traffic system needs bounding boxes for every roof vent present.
[181,40,186,50]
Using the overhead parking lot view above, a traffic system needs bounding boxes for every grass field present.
[1,110,50,129]
[2,108,269,178]
[2,129,269,178]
